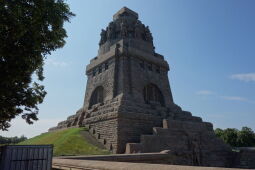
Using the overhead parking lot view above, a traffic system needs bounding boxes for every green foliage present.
[237,127,255,147]
[222,128,238,146]
[19,128,110,156]
[215,127,255,147]
[0,0,74,130]
[215,128,224,138]
[0,135,27,144]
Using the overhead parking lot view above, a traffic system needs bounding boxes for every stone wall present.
[82,111,163,154]
[128,53,173,107]
[117,112,162,153]
[87,118,118,153]
[232,148,255,169]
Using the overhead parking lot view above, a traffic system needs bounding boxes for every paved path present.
[53,158,245,170]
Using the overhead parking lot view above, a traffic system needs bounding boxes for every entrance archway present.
[89,86,104,109]
[143,84,165,106]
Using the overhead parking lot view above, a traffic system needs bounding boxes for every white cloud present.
[196,89,255,103]
[45,58,68,67]
[221,96,247,101]
[196,90,214,95]
[230,73,255,82]
[0,117,61,138]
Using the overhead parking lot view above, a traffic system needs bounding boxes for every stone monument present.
[49,7,249,168]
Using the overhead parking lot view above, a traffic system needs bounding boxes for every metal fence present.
[0,145,53,170]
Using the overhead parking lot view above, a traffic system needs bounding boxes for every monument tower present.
[50,7,233,167]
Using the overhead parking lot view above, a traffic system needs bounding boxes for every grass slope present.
[19,127,110,156]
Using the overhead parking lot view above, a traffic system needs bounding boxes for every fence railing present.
[0,145,53,170]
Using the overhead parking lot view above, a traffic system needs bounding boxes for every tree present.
[237,127,255,147]
[0,135,27,144]
[215,127,255,147]
[0,0,74,130]
[215,128,224,138]
[222,128,238,147]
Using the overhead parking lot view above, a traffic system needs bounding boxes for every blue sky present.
[1,0,255,137]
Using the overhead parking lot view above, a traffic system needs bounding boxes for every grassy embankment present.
[19,127,110,156]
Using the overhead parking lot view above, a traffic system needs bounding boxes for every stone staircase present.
[86,124,114,151]
[125,117,233,167]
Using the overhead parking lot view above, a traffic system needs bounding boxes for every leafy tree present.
[0,0,74,130]
[237,127,255,147]
[215,128,224,138]
[222,128,238,147]
[215,127,255,147]
[0,135,27,144]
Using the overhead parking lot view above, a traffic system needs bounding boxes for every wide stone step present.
[163,119,213,132]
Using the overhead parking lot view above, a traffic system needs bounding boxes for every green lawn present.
[19,127,110,156]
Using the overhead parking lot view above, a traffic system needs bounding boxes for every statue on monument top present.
[98,7,154,46]
[99,29,107,45]
[120,20,128,38]
[106,22,115,40]
[134,20,143,39]
[144,26,153,42]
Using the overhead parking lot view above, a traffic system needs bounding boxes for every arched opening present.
[143,84,165,106]
[89,86,104,109]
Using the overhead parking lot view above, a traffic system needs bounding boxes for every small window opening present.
[148,63,152,71]
[156,66,160,73]
[140,60,144,69]
[105,62,109,70]
[98,66,102,73]
[92,69,96,77]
